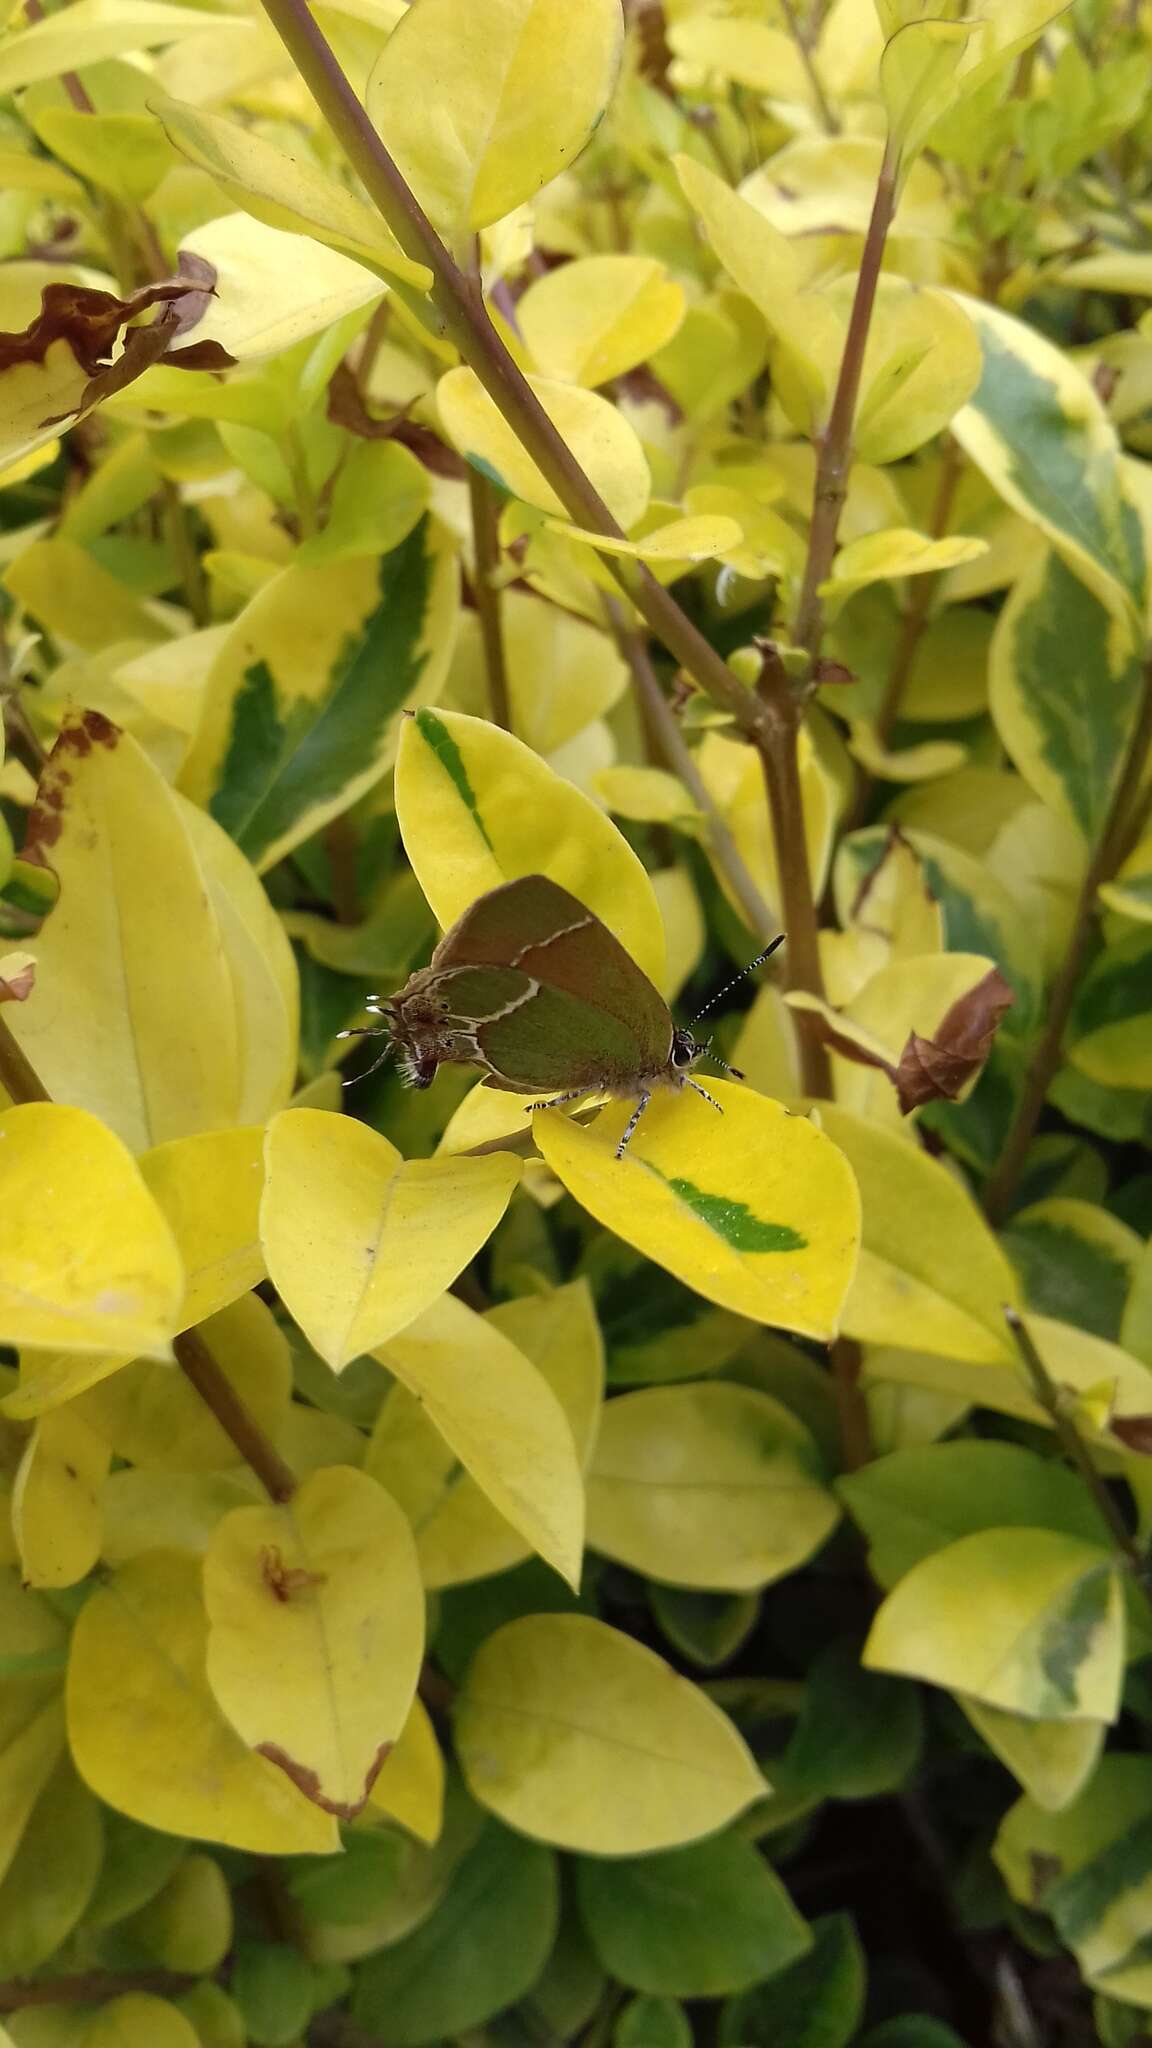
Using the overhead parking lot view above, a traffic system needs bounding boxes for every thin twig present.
[791,147,899,667]
[0,1021,298,1504]
[874,438,963,745]
[161,478,209,628]
[249,0,793,776]
[778,0,839,133]
[985,655,1152,1222]
[0,1015,51,1105]
[1005,1307,1152,1616]
[831,1337,872,1470]
[23,0,93,109]
[0,1971,193,2013]
[606,604,777,942]
[756,646,831,1095]
[173,1330,298,1502]
[467,466,512,731]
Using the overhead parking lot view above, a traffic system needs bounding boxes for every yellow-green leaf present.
[367,0,623,240]
[181,518,458,874]
[173,212,382,363]
[543,513,743,566]
[588,1382,838,1592]
[535,1083,860,1343]
[80,1995,202,2048]
[151,94,430,289]
[816,1102,1018,1361]
[519,256,685,387]
[368,1696,445,1844]
[261,1107,520,1371]
[139,1128,265,1332]
[865,1529,1123,1720]
[371,1292,585,1589]
[395,706,667,990]
[990,548,1144,844]
[67,1551,338,1854]
[455,1614,766,1853]
[0,1758,103,1978]
[78,1294,292,1472]
[7,713,242,1152]
[446,589,628,756]
[11,1406,110,1590]
[960,1697,1105,1813]
[0,1104,182,1360]
[203,1465,424,1818]
[1067,930,1152,1089]
[950,294,1144,624]
[0,0,233,95]
[437,366,651,531]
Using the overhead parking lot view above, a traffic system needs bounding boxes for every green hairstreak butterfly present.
[340,874,783,1157]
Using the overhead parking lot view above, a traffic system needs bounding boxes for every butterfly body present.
[342,874,778,1156]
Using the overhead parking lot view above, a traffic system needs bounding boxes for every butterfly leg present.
[688,1079,724,1113]
[336,1025,387,1039]
[615,1089,652,1159]
[526,1089,587,1114]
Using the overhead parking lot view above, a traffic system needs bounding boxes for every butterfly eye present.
[671,1032,696,1069]
[440,1001,451,1014]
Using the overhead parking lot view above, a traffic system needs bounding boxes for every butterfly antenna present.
[701,1045,746,1081]
[690,932,786,1024]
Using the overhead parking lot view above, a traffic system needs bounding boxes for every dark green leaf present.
[577,1834,810,1998]
[616,1995,693,2048]
[232,1940,317,2048]
[719,1912,866,2048]
[780,1637,923,1801]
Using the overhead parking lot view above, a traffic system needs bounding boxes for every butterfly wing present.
[431,875,672,1070]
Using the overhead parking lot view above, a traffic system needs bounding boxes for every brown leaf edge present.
[0,952,35,1003]
[3,253,234,440]
[808,966,1016,1115]
[256,1737,394,1820]
[21,706,121,867]
[327,357,465,477]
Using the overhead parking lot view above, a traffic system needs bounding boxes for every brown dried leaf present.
[326,358,465,476]
[893,967,1015,1113]
[0,951,35,1002]
[1110,1414,1152,1456]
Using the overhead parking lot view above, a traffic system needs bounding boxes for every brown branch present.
[467,465,512,731]
[984,656,1152,1223]
[791,147,899,667]
[250,0,785,770]
[0,1020,297,1503]
[831,1336,872,1471]
[607,605,778,942]
[778,0,839,134]
[174,1329,297,1502]
[0,1971,193,2013]
[873,438,963,745]
[756,647,831,1095]
[23,0,93,110]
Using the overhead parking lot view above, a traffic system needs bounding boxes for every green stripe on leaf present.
[414,706,494,850]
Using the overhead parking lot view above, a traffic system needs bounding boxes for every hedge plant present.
[0,0,1150,2042]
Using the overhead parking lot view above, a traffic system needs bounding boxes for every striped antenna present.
[690,932,786,1024]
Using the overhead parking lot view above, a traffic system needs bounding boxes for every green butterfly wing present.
[431,875,672,1069]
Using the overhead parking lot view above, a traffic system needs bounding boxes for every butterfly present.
[339,873,783,1157]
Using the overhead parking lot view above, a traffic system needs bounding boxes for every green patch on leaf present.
[212,519,436,865]
[1040,1565,1113,1712]
[465,453,510,496]
[649,1168,807,1253]
[414,705,494,850]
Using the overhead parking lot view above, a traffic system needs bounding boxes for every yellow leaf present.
[960,1698,1105,1813]
[0,1104,182,1360]
[138,1128,264,1333]
[174,213,382,363]
[865,1530,1123,1722]
[79,1294,291,1472]
[593,765,699,826]
[152,94,429,288]
[12,1406,110,1590]
[262,1108,521,1371]
[67,1551,338,1854]
[543,513,743,565]
[437,368,651,532]
[7,714,241,1152]
[177,798,299,1128]
[4,537,169,652]
[203,1466,424,1819]
[455,1614,766,1853]
[367,0,623,240]
[445,589,628,756]
[395,707,667,991]
[816,1102,1018,1361]
[535,1083,860,1343]
[824,527,988,603]
[697,726,836,927]
[588,1382,839,1592]
[0,0,233,93]
[368,1696,445,1844]
[101,1469,261,1567]
[371,1291,586,1589]
[81,1994,202,2048]
[519,255,685,387]
[863,1316,1152,1442]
